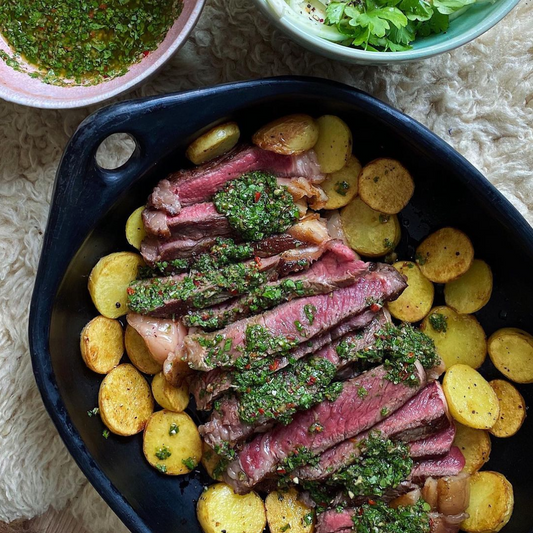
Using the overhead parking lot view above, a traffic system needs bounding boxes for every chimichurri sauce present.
[0,0,182,84]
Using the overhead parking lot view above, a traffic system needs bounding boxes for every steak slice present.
[183,240,367,330]
[148,145,325,215]
[295,381,450,480]
[184,263,407,371]
[200,312,389,449]
[188,309,380,407]
[409,424,456,459]
[223,362,427,493]
[411,447,465,481]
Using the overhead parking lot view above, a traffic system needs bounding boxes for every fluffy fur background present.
[0,0,531,531]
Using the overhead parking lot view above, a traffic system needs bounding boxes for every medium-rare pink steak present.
[223,362,427,493]
[184,263,407,371]
[411,446,465,481]
[409,424,456,459]
[148,145,325,215]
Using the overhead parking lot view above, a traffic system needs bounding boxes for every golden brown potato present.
[358,158,414,215]
[462,471,514,533]
[186,122,240,165]
[143,410,202,475]
[124,325,162,375]
[444,259,493,314]
[252,114,319,156]
[453,422,491,474]
[125,207,147,250]
[442,364,499,430]
[99,364,153,436]
[88,252,145,319]
[341,197,400,257]
[488,328,533,384]
[387,261,434,322]
[321,155,361,210]
[80,316,124,374]
[489,379,527,438]
[416,228,474,283]
[197,483,266,533]
[265,488,315,533]
[420,306,486,369]
[151,371,189,412]
[314,115,352,173]
[202,442,225,481]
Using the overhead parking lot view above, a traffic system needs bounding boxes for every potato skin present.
[489,379,527,438]
[186,122,240,165]
[99,364,154,436]
[266,488,315,533]
[488,327,533,384]
[321,155,361,210]
[453,422,491,474]
[80,315,124,374]
[151,371,189,412]
[252,114,318,156]
[314,115,352,173]
[125,325,162,375]
[125,206,147,250]
[197,483,266,533]
[202,442,224,481]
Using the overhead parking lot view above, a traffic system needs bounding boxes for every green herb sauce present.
[155,445,172,460]
[428,312,448,333]
[334,181,350,196]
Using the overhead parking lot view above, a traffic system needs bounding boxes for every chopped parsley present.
[182,457,196,470]
[155,446,172,460]
[357,386,368,398]
[279,447,320,472]
[334,181,350,196]
[156,464,168,474]
[428,312,448,333]
[280,525,291,532]
[302,512,314,527]
[102,429,110,439]
[87,407,99,417]
[169,423,179,436]
[381,407,389,417]
[304,304,317,325]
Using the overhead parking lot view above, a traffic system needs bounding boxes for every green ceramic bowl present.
[252,0,520,64]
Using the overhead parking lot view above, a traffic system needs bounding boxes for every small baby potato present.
[125,207,147,250]
[314,115,353,173]
[266,488,315,533]
[488,328,533,384]
[444,259,493,314]
[321,155,361,210]
[197,483,266,533]
[420,306,486,369]
[88,252,145,319]
[489,379,527,438]
[186,122,240,165]
[252,114,319,155]
[387,261,434,322]
[143,410,202,475]
[462,471,514,533]
[99,364,153,436]
[80,316,124,374]
[151,371,189,412]
[416,228,474,283]
[202,441,225,481]
[358,158,414,215]
[453,422,491,474]
[341,197,400,257]
[442,364,499,430]
[125,325,162,375]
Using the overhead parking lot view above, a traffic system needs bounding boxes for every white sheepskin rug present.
[0,0,531,531]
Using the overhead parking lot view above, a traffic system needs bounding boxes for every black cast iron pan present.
[29,77,533,533]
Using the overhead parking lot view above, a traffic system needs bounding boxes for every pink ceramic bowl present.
[0,0,205,110]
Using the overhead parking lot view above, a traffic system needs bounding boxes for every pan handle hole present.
[95,133,137,170]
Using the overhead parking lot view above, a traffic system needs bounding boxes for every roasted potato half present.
[387,261,434,322]
[143,410,201,475]
[314,115,353,173]
[252,114,319,156]
[151,371,189,412]
[266,488,315,533]
[321,155,361,210]
[444,259,492,314]
[80,316,124,374]
[416,228,474,283]
[197,483,266,533]
[341,197,400,257]
[125,325,162,375]
[420,306,486,369]
[99,364,153,436]
[125,206,147,250]
[358,158,414,215]
[488,327,533,383]
[442,364,499,430]
[489,379,527,438]
[202,442,225,481]
[462,471,514,533]
[88,252,145,319]
[186,122,240,165]
[453,423,491,474]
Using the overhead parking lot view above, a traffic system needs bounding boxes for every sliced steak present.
[148,145,325,215]
[411,447,465,481]
[409,424,456,459]
[295,381,450,480]
[316,509,355,533]
[200,312,389,449]
[183,241,367,330]
[189,309,380,407]
[223,363,427,493]
[184,263,407,371]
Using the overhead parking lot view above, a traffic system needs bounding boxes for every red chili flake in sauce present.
[143,51,150,57]
[269,360,280,371]
[127,287,135,295]
[258,408,265,415]
[254,192,262,203]
[307,376,317,385]
[370,303,382,313]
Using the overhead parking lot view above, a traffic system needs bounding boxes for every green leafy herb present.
[302,512,314,527]
[156,464,168,474]
[155,446,172,460]
[169,423,179,436]
[429,312,448,333]
[102,429,110,439]
[304,304,317,325]
[280,525,291,532]
[182,457,196,470]
[87,407,99,417]
[334,181,350,196]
